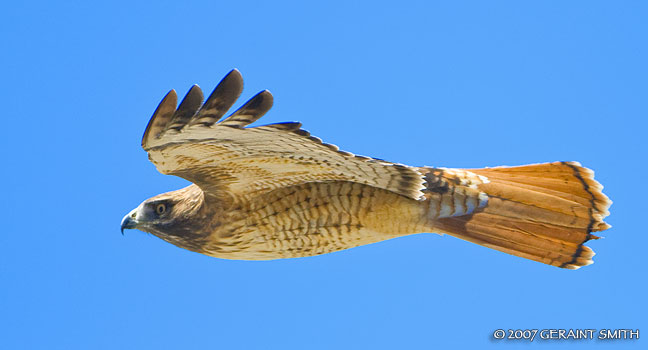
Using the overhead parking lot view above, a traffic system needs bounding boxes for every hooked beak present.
[120,209,138,235]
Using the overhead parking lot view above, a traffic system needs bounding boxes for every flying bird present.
[121,69,611,269]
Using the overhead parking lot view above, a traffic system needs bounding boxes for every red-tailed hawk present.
[121,70,611,269]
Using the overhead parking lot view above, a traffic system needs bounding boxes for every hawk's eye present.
[156,203,167,215]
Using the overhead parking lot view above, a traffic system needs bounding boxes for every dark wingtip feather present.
[142,89,177,148]
[166,85,204,132]
[220,89,274,127]
[189,69,244,126]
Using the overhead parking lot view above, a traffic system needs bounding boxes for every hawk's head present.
[120,185,208,251]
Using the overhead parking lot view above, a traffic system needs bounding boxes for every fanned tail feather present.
[431,161,611,269]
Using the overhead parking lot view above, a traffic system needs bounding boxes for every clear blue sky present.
[1,1,646,349]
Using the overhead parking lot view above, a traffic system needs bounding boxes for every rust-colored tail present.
[431,162,611,269]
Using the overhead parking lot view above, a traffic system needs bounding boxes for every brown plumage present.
[121,69,612,269]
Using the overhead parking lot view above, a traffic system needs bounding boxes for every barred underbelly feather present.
[420,167,489,219]
[207,181,427,259]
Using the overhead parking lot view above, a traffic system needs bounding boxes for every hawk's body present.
[199,181,427,260]
[122,70,611,269]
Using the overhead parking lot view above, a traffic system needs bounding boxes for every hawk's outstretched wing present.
[141,70,425,204]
